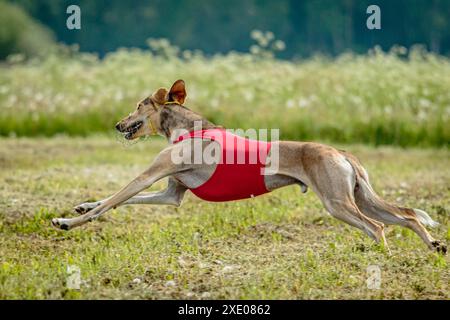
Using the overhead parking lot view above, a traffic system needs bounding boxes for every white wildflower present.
[114,91,124,102]
[201,292,211,298]
[222,265,235,273]
[384,106,392,114]
[298,98,310,108]
[243,91,254,102]
[165,280,176,287]
[265,31,274,41]
[273,40,286,51]
[286,99,295,108]
[250,45,260,55]
[250,30,263,41]
[418,98,431,108]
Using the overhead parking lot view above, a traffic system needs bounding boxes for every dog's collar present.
[148,118,158,135]
[148,101,181,135]
[164,101,181,106]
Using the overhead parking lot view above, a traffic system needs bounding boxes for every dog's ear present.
[168,79,186,104]
[151,88,169,105]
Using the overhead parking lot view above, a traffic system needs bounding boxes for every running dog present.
[52,80,446,253]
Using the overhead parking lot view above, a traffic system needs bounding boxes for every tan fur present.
[52,80,446,254]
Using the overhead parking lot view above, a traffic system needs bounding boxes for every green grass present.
[1,47,449,146]
[0,136,448,299]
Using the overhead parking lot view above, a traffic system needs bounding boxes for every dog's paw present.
[74,205,89,215]
[74,202,99,215]
[51,218,70,231]
[432,240,447,255]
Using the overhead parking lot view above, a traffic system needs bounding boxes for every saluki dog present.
[52,80,446,254]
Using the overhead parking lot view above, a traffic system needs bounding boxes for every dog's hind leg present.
[309,155,389,249]
[345,154,446,253]
[74,178,186,214]
[354,178,445,253]
[123,178,186,206]
[322,196,388,248]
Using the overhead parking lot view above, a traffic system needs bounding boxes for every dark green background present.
[8,0,450,58]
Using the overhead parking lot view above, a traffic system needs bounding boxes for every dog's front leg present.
[52,148,187,230]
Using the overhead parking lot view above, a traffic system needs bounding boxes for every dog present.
[52,79,446,254]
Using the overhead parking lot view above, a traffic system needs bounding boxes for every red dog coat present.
[174,129,272,202]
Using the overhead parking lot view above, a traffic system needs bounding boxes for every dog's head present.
[115,79,186,140]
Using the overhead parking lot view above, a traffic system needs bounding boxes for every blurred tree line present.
[0,1,55,59]
[3,0,450,59]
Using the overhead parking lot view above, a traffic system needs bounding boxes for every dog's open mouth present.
[123,121,143,139]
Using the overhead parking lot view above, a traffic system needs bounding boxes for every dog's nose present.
[115,123,121,131]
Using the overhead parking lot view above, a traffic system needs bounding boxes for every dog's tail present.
[341,151,439,228]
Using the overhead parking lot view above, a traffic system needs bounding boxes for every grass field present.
[0,136,448,299]
[1,44,449,299]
